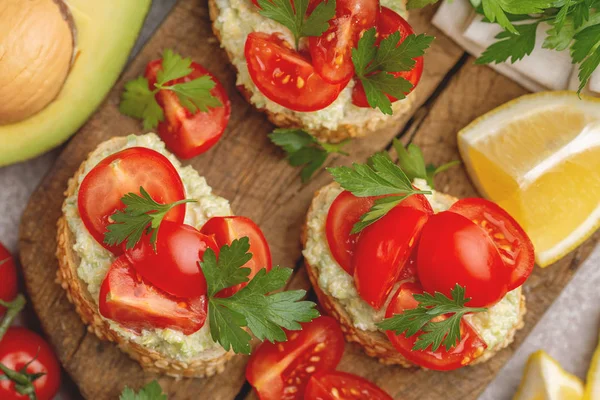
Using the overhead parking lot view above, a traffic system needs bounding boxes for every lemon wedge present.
[514,350,585,400]
[585,335,600,399]
[458,91,600,267]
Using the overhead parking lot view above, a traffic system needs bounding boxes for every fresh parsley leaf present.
[377,284,487,352]
[120,381,167,400]
[554,0,574,34]
[199,238,319,354]
[269,129,349,182]
[394,139,460,188]
[119,77,164,130]
[407,0,440,9]
[352,28,434,114]
[157,49,193,85]
[258,0,336,48]
[578,46,600,92]
[571,24,600,91]
[480,0,553,34]
[163,76,223,113]
[104,187,195,250]
[328,153,431,232]
[476,23,539,64]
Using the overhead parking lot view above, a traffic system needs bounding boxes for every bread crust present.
[56,137,234,378]
[207,0,413,143]
[302,184,527,368]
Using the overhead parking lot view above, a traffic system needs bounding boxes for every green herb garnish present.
[120,380,167,400]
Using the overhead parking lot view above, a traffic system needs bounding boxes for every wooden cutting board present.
[18,0,599,399]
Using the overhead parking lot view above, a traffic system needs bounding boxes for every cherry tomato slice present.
[305,371,393,400]
[200,216,272,297]
[245,32,344,112]
[0,327,61,400]
[78,147,186,255]
[384,282,487,371]
[309,0,378,84]
[99,256,207,335]
[417,211,510,308]
[0,242,17,317]
[325,191,377,275]
[448,198,535,290]
[246,316,344,400]
[145,60,231,159]
[352,7,424,107]
[352,194,432,309]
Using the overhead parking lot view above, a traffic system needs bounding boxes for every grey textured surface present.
[0,0,598,399]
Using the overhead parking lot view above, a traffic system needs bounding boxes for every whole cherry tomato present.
[125,221,218,299]
[0,242,17,317]
[145,60,231,159]
[0,327,61,400]
[78,147,186,255]
[246,316,344,400]
[417,211,510,308]
[449,198,534,290]
[245,32,344,112]
[384,282,487,371]
[305,371,393,400]
[200,216,272,297]
[99,256,207,335]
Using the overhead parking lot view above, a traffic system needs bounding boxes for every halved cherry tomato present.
[325,191,377,274]
[78,147,186,255]
[0,327,61,400]
[449,198,534,290]
[305,371,393,400]
[99,256,207,335]
[352,7,424,107]
[352,194,432,309]
[245,32,344,112]
[145,60,231,159]
[246,316,344,400]
[124,221,218,299]
[200,216,272,297]
[309,0,378,84]
[0,242,17,317]
[417,211,510,308]
[384,282,487,371]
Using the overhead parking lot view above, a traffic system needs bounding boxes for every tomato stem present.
[0,294,26,342]
[0,360,44,400]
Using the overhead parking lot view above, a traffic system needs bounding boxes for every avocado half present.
[0,0,151,166]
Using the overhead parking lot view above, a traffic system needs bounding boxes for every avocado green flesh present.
[0,0,151,166]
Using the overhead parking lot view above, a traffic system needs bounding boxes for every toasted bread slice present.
[302,183,526,367]
[56,137,233,378]
[207,0,413,143]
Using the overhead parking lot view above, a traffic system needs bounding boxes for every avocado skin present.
[0,0,151,166]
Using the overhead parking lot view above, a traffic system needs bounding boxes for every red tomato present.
[78,147,186,255]
[99,256,207,334]
[417,211,510,308]
[305,371,393,400]
[145,60,231,159]
[0,327,61,400]
[125,221,218,299]
[352,195,432,309]
[309,0,378,84]
[384,282,487,371]
[352,7,424,107]
[200,216,272,297]
[325,191,377,275]
[245,32,344,112]
[246,316,344,400]
[449,198,534,290]
[0,243,17,317]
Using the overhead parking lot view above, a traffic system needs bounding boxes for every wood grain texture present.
[17,0,598,399]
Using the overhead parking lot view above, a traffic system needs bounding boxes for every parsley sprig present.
[200,237,319,354]
[413,0,600,93]
[120,49,222,129]
[104,187,195,250]
[269,128,350,182]
[328,153,432,233]
[120,381,167,400]
[377,284,487,352]
[257,0,336,49]
[352,28,434,114]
